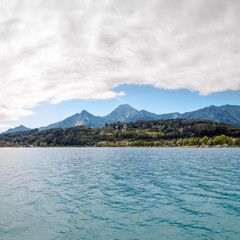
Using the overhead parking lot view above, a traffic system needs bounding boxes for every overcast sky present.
[0,0,240,130]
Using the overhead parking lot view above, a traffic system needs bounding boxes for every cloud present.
[0,0,240,123]
[0,124,12,133]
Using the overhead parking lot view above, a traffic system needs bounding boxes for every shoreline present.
[0,145,239,148]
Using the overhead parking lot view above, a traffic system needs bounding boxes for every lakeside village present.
[94,124,240,148]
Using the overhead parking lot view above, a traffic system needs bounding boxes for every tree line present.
[0,119,240,147]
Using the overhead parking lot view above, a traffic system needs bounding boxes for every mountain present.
[40,104,139,130]
[1,125,30,135]
[37,104,240,130]
[180,105,240,128]
[103,104,181,123]
[36,104,240,130]
[39,104,181,130]
[127,110,181,122]
[2,104,240,134]
[103,104,139,123]
[39,110,105,131]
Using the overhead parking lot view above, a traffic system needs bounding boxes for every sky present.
[0,0,240,131]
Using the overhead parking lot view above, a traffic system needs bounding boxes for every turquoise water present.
[0,148,239,240]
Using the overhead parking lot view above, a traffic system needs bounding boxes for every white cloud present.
[0,0,240,124]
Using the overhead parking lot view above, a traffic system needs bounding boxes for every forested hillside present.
[0,119,240,147]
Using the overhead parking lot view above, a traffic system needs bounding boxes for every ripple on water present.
[0,147,240,240]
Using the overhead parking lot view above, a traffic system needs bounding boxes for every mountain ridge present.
[2,104,240,134]
[1,125,30,135]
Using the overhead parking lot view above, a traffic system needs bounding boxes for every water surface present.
[0,148,239,239]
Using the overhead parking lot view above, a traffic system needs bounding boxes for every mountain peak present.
[1,125,30,135]
[80,110,91,115]
[114,104,137,111]
[119,104,133,107]
[104,104,139,122]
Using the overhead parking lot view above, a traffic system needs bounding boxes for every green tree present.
[213,136,223,145]
[226,137,233,146]
[235,138,240,146]
[40,142,48,147]
[221,135,226,143]
[202,136,209,145]
[195,137,201,145]
[188,138,195,146]
[183,139,188,146]
[207,139,213,146]
[177,138,183,146]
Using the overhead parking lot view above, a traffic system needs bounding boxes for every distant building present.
[106,132,113,135]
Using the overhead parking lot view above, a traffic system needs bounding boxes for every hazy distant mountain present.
[2,104,240,134]
[127,110,181,122]
[180,105,240,128]
[38,104,240,130]
[39,110,105,131]
[39,104,182,130]
[1,125,30,135]
[103,104,139,123]
[103,104,181,123]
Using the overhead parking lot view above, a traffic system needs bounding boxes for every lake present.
[0,148,239,240]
